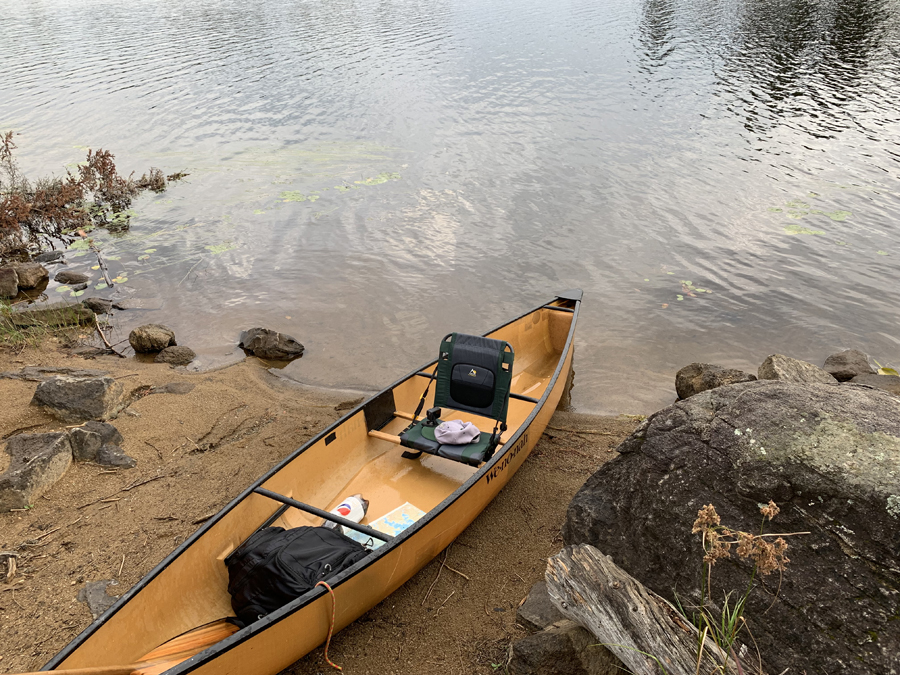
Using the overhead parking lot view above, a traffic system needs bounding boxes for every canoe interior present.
[54,301,576,673]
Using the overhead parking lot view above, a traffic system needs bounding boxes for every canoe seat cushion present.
[399,418,493,467]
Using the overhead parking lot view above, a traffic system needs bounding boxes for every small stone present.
[0,267,17,298]
[239,327,305,360]
[155,346,196,366]
[82,297,114,314]
[77,579,120,619]
[517,580,565,632]
[70,421,124,461]
[96,445,136,468]
[9,262,49,289]
[32,375,124,422]
[848,373,900,396]
[0,433,73,511]
[824,349,875,382]
[34,250,65,264]
[675,363,757,399]
[758,354,837,385]
[69,282,89,292]
[129,324,177,353]
[54,270,90,285]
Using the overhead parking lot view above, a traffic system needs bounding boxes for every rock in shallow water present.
[0,433,73,511]
[9,262,49,289]
[32,375,124,422]
[564,379,900,675]
[674,362,756,399]
[824,349,875,381]
[758,353,837,384]
[7,301,94,327]
[239,327,304,360]
[129,323,177,353]
[155,345,196,366]
[34,250,65,264]
[54,270,90,285]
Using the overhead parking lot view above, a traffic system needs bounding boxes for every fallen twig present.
[546,424,617,436]
[77,473,168,509]
[91,242,114,288]
[192,512,217,525]
[422,545,452,605]
[94,315,126,358]
[178,256,204,287]
[118,553,126,577]
[445,565,470,581]
[0,551,18,581]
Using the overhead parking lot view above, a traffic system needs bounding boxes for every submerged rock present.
[32,375,124,422]
[564,380,900,675]
[155,346,196,366]
[129,324,177,353]
[34,250,65,264]
[82,297,120,314]
[824,349,875,381]
[0,433,73,511]
[674,362,756,399]
[54,270,90,285]
[9,262,49,289]
[758,353,837,384]
[239,327,305,360]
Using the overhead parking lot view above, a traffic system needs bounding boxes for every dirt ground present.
[0,342,639,675]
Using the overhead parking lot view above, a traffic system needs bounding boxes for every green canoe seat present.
[399,333,514,467]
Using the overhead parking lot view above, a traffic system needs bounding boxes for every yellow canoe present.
[35,290,581,675]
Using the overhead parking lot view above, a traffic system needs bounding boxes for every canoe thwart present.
[253,488,393,542]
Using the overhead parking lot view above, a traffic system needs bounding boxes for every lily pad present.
[55,285,71,293]
[95,283,108,290]
[205,242,237,255]
[785,224,824,235]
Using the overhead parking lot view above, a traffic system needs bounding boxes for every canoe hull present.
[45,293,580,675]
[182,344,572,675]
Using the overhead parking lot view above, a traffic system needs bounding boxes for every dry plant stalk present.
[0,130,186,259]
[685,501,805,674]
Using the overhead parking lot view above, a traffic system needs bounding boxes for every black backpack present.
[226,526,369,626]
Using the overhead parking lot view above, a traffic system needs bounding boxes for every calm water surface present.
[2,0,899,413]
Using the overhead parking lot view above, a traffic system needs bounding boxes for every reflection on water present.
[1,0,899,414]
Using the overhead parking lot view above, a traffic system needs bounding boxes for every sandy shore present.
[0,344,638,674]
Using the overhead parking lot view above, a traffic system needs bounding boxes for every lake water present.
[2,0,899,414]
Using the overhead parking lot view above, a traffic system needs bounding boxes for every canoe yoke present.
[388,333,515,468]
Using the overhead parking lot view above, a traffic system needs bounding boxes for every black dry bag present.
[226,525,368,626]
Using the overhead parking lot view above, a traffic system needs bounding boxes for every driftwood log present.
[546,544,737,675]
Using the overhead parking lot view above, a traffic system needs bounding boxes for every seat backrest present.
[433,333,514,423]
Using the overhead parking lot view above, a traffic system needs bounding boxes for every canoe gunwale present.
[43,292,581,674]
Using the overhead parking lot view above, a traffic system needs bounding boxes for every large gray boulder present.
[675,363,756,399]
[32,375,124,422]
[239,327,304,360]
[758,353,837,384]
[0,267,17,298]
[0,433,73,511]
[129,324,176,353]
[824,349,875,381]
[563,380,900,675]
[9,262,49,289]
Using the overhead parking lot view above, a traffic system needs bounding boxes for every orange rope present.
[315,581,342,671]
